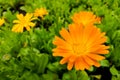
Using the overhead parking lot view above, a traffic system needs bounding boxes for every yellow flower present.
[52,23,109,70]
[0,18,5,26]
[12,13,37,33]
[34,8,48,18]
[71,11,101,26]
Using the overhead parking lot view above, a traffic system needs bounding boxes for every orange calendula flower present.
[34,8,48,18]
[12,13,37,33]
[0,18,5,26]
[52,23,109,70]
[71,11,101,26]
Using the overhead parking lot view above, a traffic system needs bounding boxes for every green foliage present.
[62,70,77,80]
[62,70,90,80]
[0,30,22,57]
[110,65,120,80]
[3,9,17,26]
[111,30,120,67]
[100,60,110,67]
[0,0,120,80]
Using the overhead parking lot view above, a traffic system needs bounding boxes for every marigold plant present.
[71,11,101,26]
[52,23,109,70]
[34,8,48,18]
[12,13,37,33]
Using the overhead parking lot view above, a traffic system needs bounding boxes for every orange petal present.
[53,36,72,49]
[95,50,109,54]
[82,55,94,65]
[94,37,107,45]
[71,11,101,26]
[67,61,74,70]
[75,58,85,70]
[60,57,69,64]
[68,55,77,62]
[87,53,105,61]
[87,27,106,44]
[75,56,90,70]
[89,45,109,53]
[85,27,100,46]
[53,51,72,57]
[68,23,84,43]
[60,28,72,44]
[83,25,95,42]
[53,36,70,47]
[93,60,100,67]
[82,55,101,68]
[53,52,66,57]
[52,48,72,54]
[81,56,91,70]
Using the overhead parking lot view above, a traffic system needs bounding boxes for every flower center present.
[72,43,88,55]
[21,19,29,27]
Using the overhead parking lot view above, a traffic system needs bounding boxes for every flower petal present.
[60,57,69,64]
[67,61,74,70]
[60,28,72,44]
[87,53,105,61]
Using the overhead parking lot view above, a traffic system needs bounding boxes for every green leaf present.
[47,62,66,72]
[110,65,119,76]
[37,54,49,74]
[42,71,59,80]
[47,62,59,72]
[77,71,90,80]
[100,60,110,67]
[62,70,77,80]
[20,71,40,80]
[62,72,71,80]
[18,47,30,57]
[111,76,117,80]
[3,9,17,24]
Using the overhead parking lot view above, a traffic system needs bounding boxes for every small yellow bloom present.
[0,18,5,26]
[12,13,37,33]
[71,11,101,26]
[34,8,48,18]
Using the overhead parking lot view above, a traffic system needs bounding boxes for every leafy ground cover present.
[0,0,120,80]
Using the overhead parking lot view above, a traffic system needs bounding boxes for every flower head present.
[71,11,101,26]
[52,23,109,70]
[12,13,37,33]
[0,18,5,26]
[34,8,48,18]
